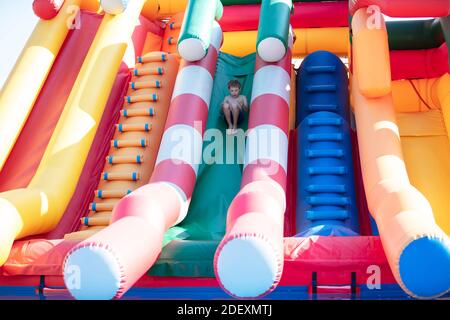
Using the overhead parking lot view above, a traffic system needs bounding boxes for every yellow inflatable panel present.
[395,74,450,245]
[156,0,187,17]
[391,78,441,113]
[0,0,82,172]
[0,0,146,266]
[221,28,349,58]
[399,109,450,236]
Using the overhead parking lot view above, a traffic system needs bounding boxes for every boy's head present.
[228,79,241,97]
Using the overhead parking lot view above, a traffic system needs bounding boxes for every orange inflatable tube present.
[351,8,450,299]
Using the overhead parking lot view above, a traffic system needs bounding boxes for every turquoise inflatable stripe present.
[257,0,292,50]
[178,0,223,52]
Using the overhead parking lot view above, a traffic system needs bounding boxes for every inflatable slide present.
[0,0,448,301]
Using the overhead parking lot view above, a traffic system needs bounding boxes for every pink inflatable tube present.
[349,0,450,18]
[214,42,293,298]
[62,22,223,300]
[390,44,449,81]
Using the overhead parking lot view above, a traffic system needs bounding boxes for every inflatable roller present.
[63,23,223,300]
[295,51,359,237]
[214,34,293,299]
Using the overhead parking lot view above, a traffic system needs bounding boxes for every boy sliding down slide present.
[221,80,248,135]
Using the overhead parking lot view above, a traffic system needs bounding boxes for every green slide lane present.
[149,52,256,277]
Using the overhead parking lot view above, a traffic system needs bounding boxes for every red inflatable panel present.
[1,239,79,276]
[0,275,41,287]
[220,2,349,32]
[351,130,373,236]
[350,0,450,18]
[135,276,220,288]
[1,235,396,288]
[281,236,396,286]
[390,44,449,81]
[284,129,298,237]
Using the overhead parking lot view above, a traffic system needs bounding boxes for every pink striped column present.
[62,22,223,300]
[214,34,293,299]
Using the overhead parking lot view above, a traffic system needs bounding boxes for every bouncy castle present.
[0,0,449,300]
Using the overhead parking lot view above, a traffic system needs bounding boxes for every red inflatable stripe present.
[350,0,450,17]
[165,95,209,134]
[248,95,290,135]
[151,160,197,198]
[390,44,449,81]
[179,46,219,78]
[255,48,293,74]
[241,161,287,192]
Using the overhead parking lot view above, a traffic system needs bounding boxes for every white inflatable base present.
[100,0,128,15]
[64,245,122,300]
[178,38,207,62]
[257,37,287,63]
[216,236,279,298]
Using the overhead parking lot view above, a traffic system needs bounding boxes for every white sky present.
[0,1,38,89]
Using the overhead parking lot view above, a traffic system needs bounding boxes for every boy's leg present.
[222,103,233,129]
[231,106,240,132]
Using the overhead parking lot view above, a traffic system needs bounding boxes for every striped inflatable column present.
[63,22,223,300]
[257,0,293,62]
[214,31,293,299]
[178,0,223,61]
[149,21,223,226]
